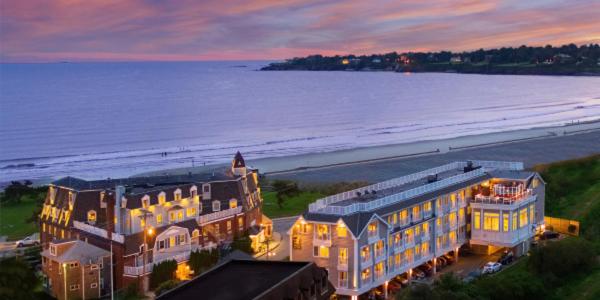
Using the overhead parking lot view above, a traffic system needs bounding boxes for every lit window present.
[512,213,518,230]
[229,199,238,209]
[368,222,377,237]
[424,201,432,212]
[529,204,535,224]
[361,245,371,261]
[190,186,198,199]
[483,213,500,231]
[503,213,509,232]
[421,242,429,255]
[158,193,166,205]
[212,201,221,212]
[458,208,465,222]
[316,224,330,240]
[339,271,348,287]
[238,217,244,230]
[169,211,176,222]
[192,229,199,238]
[519,208,528,228]
[87,210,97,224]
[338,248,348,265]
[422,222,429,234]
[313,246,329,258]
[336,224,347,237]
[412,206,420,219]
[42,223,46,232]
[174,189,182,201]
[177,210,183,221]
[227,220,232,233]
[156,214,163,224]
[361,268,371,282]
[473,211,481,230]
[186,207,196,217]
[142,196,150,208]
[399,210,408,224]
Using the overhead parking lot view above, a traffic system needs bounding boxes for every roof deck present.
[308,160,524,216]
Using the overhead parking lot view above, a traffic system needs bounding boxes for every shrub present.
[528,237,596,279]
[231,231,254,254]
[0,257,39,300]
[154,279,180,296]
[474,269,546,300]
[188,248,219,275]
[150,259,177,289]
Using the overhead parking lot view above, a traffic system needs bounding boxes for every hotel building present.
[39,152,271,297]
[289,160,545,298]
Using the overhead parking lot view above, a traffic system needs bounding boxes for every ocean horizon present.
[1,61,600,183]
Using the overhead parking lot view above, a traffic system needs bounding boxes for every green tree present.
[272,180,300,208]
[0,257,39,300]
[150,259,177,289]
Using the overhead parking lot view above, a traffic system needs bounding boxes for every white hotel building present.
[289,161,545,298]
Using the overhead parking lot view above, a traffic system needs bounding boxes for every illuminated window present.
[212,201,221,212]
[405,228,414,243]
[177,210,183,221]
[415,225,421,236]
[339,271,348,287]
[374,262,384,278]
[483,213,500,231]
[361,268,371,282]
[313,246,329,258]
[450,194,456,207]
[421,242,429,255]
[338,248,348,265]
[394,253,401,266]
[42,223,46,232]
[519,208,528,228]
[61,229,65,238]
[412,206,421,219]
[399,210,408,224]
[424,201,432,212]
[503,213,509,232]
[316,224,330,240]
[529,204,535,224]
[422,222,429,235]
[458,208,465,222]
[186,207,196,217]
[229,199,238,209]
[415,245,420,256]
[141,196,150,208]
[374,240,384,257]
[158,192,166,205]
[169,211,176,222]
[336,224,347,237]
[238,217,244,230]
[190,186,198,199]
[227,221,232,233]
[192,229,199,238]
[87,210,97,224]
[361,245,371,261]
[512,213,518,230]
[156,213,163,224]
[368,222,378,237]
[174,189,182,201]
[473,211,481,229]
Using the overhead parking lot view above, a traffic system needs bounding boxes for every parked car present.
[540,231,560,240]
[412,268,426,279]
[482,262,502,274]
[15,235,39,247]
[497,251,514,265]
[443,254,455,264]
[394,274,409,286]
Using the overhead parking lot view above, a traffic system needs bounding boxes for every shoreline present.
[137,120,600,179]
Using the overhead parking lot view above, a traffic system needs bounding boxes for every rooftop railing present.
[308,160,524,215]
[472,190,535,205]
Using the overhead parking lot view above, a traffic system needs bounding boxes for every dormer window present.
[158,192,166,205]
[68,192,75,210]
[121,197,127,208]
[174,189,182,201]
[142,195,150,209]
[87,210,97,224]
[190,186,198,199]
[100,191,107,208]
[49,187,55,205]
[212,200,221,212]
[203,184,210,193]
[229,199,238,209]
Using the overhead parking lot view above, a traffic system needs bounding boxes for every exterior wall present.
[42,255,110,300]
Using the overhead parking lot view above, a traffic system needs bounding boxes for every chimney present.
[114,185,125,234]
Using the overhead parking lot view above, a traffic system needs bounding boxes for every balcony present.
[197,206,242,224]
[73,221,124,243]
[471,226,534,247]
[124,251,190,276]
[471,190,536,210]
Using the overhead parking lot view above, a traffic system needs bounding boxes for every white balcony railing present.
[73,221,124,243]
[197,206,242,224]
[124,251,190,276]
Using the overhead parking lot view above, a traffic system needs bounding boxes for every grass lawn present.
[0,197,39,240]
[555,267,600,300]
[262,191,324,218]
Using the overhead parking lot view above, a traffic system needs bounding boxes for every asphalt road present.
[270,130,600,184]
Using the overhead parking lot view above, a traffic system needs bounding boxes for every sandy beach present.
[139,120,600,183]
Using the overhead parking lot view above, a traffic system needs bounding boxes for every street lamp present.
[138,209,153,292]
[62,263,67,300]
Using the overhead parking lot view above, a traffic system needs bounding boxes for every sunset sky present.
[1,0,599,62]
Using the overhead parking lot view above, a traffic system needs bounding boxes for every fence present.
[544,216,580,236]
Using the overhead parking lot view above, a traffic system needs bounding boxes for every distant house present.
[372,58,381,63]
[157,259,335,300]
[399,55,410,64]
[450,56,462,63]
[463,57,471,63]
[553,53,573,63]
[341,58,350,65]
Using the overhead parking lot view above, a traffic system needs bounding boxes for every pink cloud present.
[1,0,599,62]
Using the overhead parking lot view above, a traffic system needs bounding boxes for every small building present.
[157,260,335,300]
[41,239,111,300]
[450,56,462,63]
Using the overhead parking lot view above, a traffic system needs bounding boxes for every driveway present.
[256,216,298,261]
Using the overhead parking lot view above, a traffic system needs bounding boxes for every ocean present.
[1,61,600,183]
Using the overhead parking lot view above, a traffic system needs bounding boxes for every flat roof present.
[158,260,312,300]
